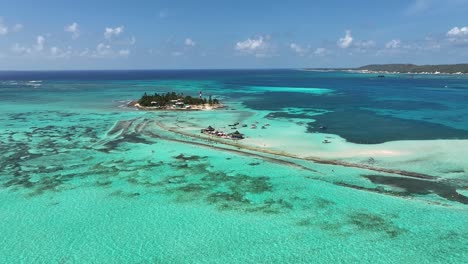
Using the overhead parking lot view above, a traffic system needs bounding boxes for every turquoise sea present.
[0,70,467,263]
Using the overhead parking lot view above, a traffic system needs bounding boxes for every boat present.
[322,140,331,144]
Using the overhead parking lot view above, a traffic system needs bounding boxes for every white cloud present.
[11,43,31,54]
[447,26,468,45]
[337,30,353,48]
[130,36,136,45]
[185,38,196,46]
[9,35,131,59]
[65,22,80,39]
[50,46,59,55]
[89,43,130,58]
[119,49,130,56]
[351,40,376,53]
[12,24,23,32]
[49,46,72,58]
[235,36,273,57]
[34,36,45,51]
[290,43,308,56]
[96,43,112,56]
[11,36,47,56]
[79,49,90,57]
[0,19,25,35]
[420,41,441,51]
[385,39,401,49]
[171,51,183,56]
[0,19,7,35]
[313,48,327,56]
[377,40,415,56]
[236,36,265,51]
[447,26,468,37]
[355,40,376,49]
[11,37,69,58]
[0,19,24,35]
[104,26,124,39]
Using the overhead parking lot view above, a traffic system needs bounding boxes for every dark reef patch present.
[245,198,294,214]
[174,154,207,162]
[125,156,291,214]
[101,133,153,152]
[296,218,313,227]
[28,176,64,196]
[110,190,141,198]
[206,191,250,205]
[347,212,406,238]
[314,197,336,209]
[176,183,210,193]
[95,180,113,187]
[265,112,319,120]
[0,115,135,197]
[364,175,468,204]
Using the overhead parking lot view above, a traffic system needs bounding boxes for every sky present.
[1,0,468,70]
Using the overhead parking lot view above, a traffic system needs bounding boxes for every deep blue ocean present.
[2,69,467,143]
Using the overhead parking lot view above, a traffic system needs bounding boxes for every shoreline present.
[153,120,439,180]
[102,117,463,204]
[302,69,468,75]
[127,100,225,111]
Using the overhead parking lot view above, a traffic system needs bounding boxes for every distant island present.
[129,92,222,111]
[305,63,468,74]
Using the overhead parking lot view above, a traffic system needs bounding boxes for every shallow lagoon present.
[0,70,467,263]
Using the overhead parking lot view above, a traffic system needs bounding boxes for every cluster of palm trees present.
[138,92,219,107]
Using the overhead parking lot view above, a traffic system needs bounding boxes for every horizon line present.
[0,67,302,72]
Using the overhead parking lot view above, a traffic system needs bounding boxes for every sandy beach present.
[128,100,225,111]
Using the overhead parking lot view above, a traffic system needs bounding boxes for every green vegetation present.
[358,64,468,74]
[305,63,468,74]
[138,92,219,107]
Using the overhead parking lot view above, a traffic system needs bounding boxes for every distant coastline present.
[304,63,468,75]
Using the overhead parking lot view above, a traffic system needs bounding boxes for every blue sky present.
[1,0,468,70]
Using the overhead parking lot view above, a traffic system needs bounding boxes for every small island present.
[129,92,223,111]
